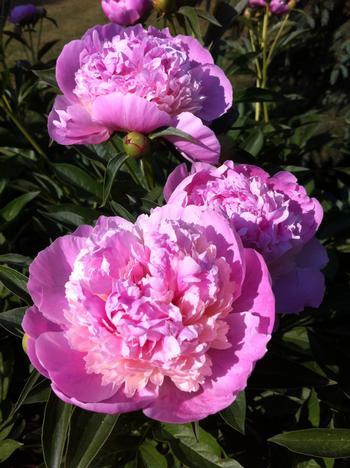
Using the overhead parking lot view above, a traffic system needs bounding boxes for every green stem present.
[261,4,270,123]
[110,138,143,187]
[266,12,290,66]
[0,95,47,160]
[27,28,36,63]
[249,28,262,121]
[37,17,43,55]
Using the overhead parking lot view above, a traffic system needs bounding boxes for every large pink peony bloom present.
[22,205,274,422]
[101,0,151,25]
[164,162,328,314]
[48,24,232,163]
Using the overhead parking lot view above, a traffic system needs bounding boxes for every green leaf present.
[269,429,350,458]
[14,371,40,412]
[235,87,286,103]
[139,440,167,468]
[110,201,136,222]
[0,307,26,337]
[178,6,202,41]
[42,392,73,468]
[0,191,39,222]
[32,67,58,89]
[307,389,321,427]
[66,409,119,468]
[195,9,222,27]
[220,392,246,434]
[102,154,128,206]
[54,163,102,200]
[0,439,22,463]
[149,127,195,142]
[0,266,30,303]
[0,254,31,266]
[157,424,242,468]
[242,129,264,157]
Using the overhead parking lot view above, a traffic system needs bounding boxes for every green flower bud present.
[152,0,176,14]
[123,132,151,159]
[22,333,29,354]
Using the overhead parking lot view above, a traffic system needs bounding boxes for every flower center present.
[73,27,206,116]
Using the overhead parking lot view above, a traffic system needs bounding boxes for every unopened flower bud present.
[152,0,176,14]
[123,132,151,159]
[22,334,29,354]
[288,0,297,9]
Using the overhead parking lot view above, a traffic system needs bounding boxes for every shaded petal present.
[295,238,328,270]
[178,35,214,65]
[91,92,172,134]
[48,95,110,145]
[28,228,91,325]
[166,112,220,163]
[234,248,275,334]
[163,163,189,202]
[192,64,233,121]
[36,332,117,403]
[274,266,326,315]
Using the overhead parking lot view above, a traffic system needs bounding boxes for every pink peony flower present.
[22,205,274,422]
[269,0,289,15]
[101,0,151,25]
[164,162,328,314]
[48,25,233,163]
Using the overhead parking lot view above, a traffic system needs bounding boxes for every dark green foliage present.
[0,1,349,467]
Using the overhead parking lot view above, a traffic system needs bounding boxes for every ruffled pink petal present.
[36,332,117,403]
[52,384,156,414]
[177,35,214,65]
[163,163,189,202]
[91,92,172,134]
[28,228,91,325]
[192,64,233,121]
[144,311,271,423]
[48,95,110,145]
[165,112,220,163]
[81,22,124,43]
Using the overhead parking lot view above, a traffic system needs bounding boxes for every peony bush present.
[0,1,348,467]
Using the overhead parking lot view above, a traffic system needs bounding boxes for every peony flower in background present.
[101,0,151,26]
[8,4,46,26]
[269,0,289,15]
[164,161,328,314]
[248,0,290,15]
[48,24,232,163]
[22,205,274,422]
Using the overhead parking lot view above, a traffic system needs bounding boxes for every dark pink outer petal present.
[27,225,92,326]
[163,163,189,202]
[166,112,220,163]
[35,332,117,403]
[273,238,328,314]
[22,306,62,378]
[192,64,233,122]
[56,40,85,102]
[91,92,172,134]
[48,95,110,145]
[177,35,214,65]
[52,384,157,414]
[144,248,274,423]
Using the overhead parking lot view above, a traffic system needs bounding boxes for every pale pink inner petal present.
[62,210,238,399]
[73,27,208,116]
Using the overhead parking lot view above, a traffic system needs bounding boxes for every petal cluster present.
[101,0,151,25]
[48,24,232,163]
[248,0,290,15]
[23,205,274,422]
[165,161,328,314]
